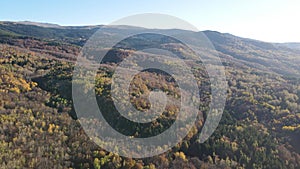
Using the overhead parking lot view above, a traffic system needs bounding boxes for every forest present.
[0,22,299,169]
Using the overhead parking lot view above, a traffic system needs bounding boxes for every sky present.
[1,0,300,42]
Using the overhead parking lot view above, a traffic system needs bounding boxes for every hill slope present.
[0,21,299,169]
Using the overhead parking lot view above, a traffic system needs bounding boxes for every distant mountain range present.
[276,42,300,50]
[0,21,300,77]
[15,21,62,28]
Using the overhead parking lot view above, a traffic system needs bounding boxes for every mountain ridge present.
[2,20,299,44]
[1,20,300,78]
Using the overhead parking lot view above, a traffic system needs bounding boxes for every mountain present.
[276,42,300,50]
[0,21,299,169]
[0,21,101,45]
[1,21,300,77]
[203,31,300,77]
[17,21,62,28]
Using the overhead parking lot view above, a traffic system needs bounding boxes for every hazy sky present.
[1,0,299,42]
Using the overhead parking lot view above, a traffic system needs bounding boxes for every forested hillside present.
[0,22,299,169]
